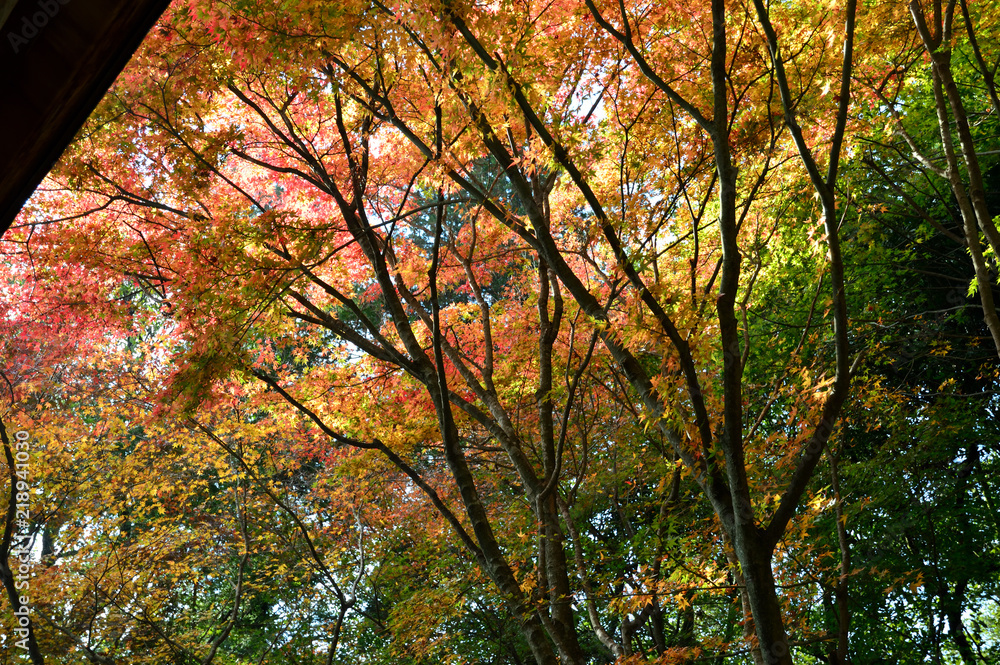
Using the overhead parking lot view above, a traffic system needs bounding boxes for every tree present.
[6,0,1000,663]
[858,0,1000,358]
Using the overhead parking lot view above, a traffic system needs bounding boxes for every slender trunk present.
[908,0,1000,358]
[539,494,582,662]
[829,452,851,665]
[930,49,1000,257]
[0,419,44,665]
[928,608,943,665]
[534,260,585,663]
[421,167,563,665]
[557,496,625,659]
[927,66,1000,357]
[723,538,765,665]
[942,592,977,665]
[959,0,1000,115]
[649,599,667,655]
[944,440,979,665]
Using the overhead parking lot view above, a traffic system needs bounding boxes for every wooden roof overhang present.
[0,0,172,235]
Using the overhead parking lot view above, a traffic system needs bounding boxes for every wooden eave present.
[0,0,172,236]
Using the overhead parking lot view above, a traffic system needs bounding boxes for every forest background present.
[1,0,999,663]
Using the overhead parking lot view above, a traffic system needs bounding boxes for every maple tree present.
[2,0,1000,663]
[855,0,1000,359]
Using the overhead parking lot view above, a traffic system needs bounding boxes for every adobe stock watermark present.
[10,429,33,653]
[6,0,72,55]
[762,637,791,664]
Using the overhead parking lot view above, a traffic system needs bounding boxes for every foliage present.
[0,0,999,664]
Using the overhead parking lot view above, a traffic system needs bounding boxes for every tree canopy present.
[1,0,1000,663]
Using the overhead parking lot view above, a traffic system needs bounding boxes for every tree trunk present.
[733,530,793,665]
